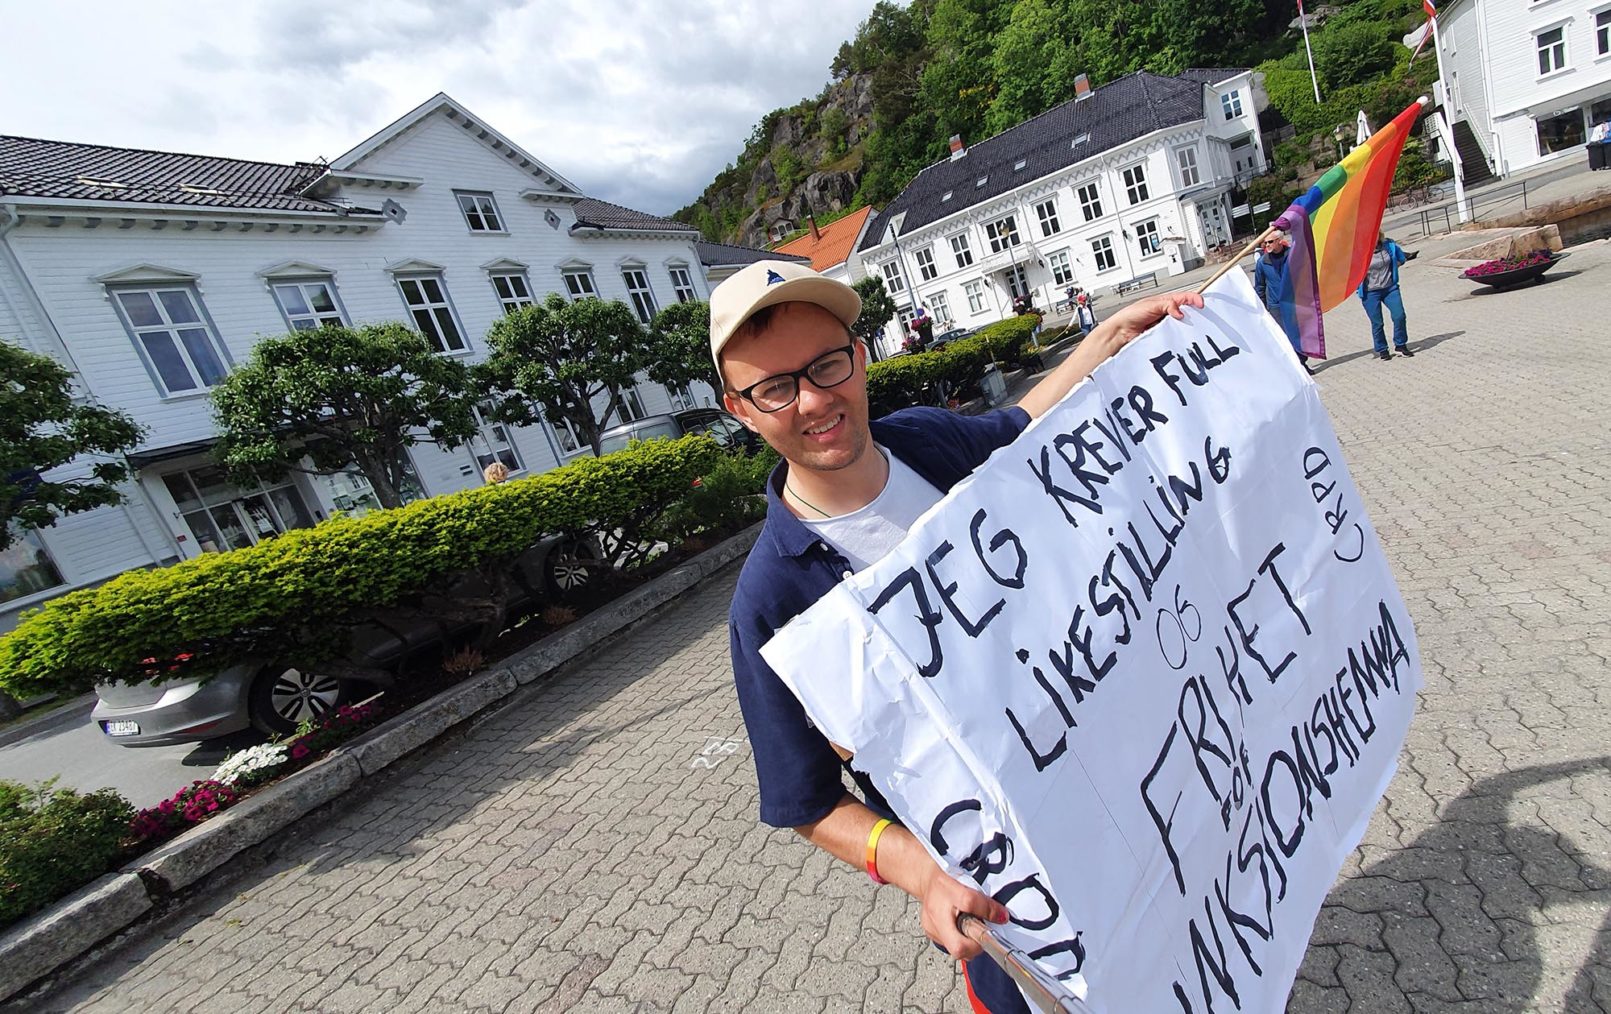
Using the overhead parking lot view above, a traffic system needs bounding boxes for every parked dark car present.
[596,408,758,456]
[928,327,973,349]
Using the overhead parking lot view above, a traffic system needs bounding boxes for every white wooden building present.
[851,69,1267,355]
[1434,0,1611,178]
[0,93,729,628]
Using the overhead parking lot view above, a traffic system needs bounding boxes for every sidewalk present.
[15,239,1611,1012]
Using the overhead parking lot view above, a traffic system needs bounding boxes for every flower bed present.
[1462,250,1554,278]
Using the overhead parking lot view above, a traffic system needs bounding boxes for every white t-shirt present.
[800,447,944,572]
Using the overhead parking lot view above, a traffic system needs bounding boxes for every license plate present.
[102,720,140,737]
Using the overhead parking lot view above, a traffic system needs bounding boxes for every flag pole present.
[1196,226,1277,294]
[1427,12,1470,222]
[1299,2,1323,103]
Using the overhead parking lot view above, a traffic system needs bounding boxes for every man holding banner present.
[712,258,1199,1013]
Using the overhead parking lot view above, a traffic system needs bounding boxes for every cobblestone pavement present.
[21,238,1611,1013]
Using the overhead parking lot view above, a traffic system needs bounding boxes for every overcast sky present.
[1,1,872,215]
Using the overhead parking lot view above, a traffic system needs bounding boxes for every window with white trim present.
[1537,26,1567,74]
[1134,218,1162,257]
[949,233,975,268]
[622,268,658,324]
[550,414,587,456]
[668,384,698,411]
[1221,90,1243,120]
[927,291,951,325]
[489,271,534,314]
[470,403,523,474]
[964,279,987,314]
[112,287,230,394]
[1047,250,1074,286]
[162,465,315,553]
[397,275,467,353]
[1598,9,1610,56]
[985,214,1021,253]
[1091,236,1118,272]
[612,384,648,422]
[1035,198,1062,237]
[1176,146,1201,188]
[1076,181,1104,222]
[562,268,598,299]
[1005,264,1030,299]
[880,259,907,294]
[669,266,698,303]
[455,191,505,232]
[1,528,65,604]
[272,279,345,331]
[914,246,938,281]
[1122,163,1150,205]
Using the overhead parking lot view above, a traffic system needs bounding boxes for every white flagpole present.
[1299,2,1323,103]
[1427,12,1470,222]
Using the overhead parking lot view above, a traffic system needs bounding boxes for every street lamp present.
[1332,122,1350,162]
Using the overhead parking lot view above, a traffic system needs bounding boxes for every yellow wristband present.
[866,818,893,885]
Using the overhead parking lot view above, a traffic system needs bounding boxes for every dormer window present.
[942,191,953,202]
[455,191,505,232]
[1013,159,1027,172]
[1071,133,1090,148]
[976,176,988,188]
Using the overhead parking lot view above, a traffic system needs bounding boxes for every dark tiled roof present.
[572,197,697,234]
[857,69,1246,252]
[695,241,809,268]
[0,135,374,215]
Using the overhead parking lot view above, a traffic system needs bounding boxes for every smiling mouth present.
[802,414,844,438]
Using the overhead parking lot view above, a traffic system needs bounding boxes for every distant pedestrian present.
[1252,230,1312,374]
[1357,232,1415,361]
[1075,290,1096,332]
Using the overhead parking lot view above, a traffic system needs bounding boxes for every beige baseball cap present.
[708,260,861,375]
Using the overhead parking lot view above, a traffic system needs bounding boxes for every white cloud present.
[1,0,869,214]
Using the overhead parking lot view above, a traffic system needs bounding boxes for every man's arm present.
[1016,290,1205,420]
[796,794,1008,961]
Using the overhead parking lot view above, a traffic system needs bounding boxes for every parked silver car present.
[596,409,758,456]
[91,535,597,746]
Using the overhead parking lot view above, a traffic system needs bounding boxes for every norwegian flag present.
[1405,0,1439,60]
[1424,0,1437,18]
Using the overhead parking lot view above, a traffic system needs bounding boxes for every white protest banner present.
[760,269,1420,1013]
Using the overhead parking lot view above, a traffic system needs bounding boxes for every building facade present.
[853,69,1265,354]
[0,94,723,628]
[1436,0,1611,177]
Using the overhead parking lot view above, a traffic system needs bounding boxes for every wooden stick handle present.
[1197,225,1278,294]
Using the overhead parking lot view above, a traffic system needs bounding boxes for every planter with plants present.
[1461,250,1566,288]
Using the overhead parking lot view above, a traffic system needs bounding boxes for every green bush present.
[867,314,1041,409]
[0,779,134,928]
[0,436,722,701]
[653,446,780,544]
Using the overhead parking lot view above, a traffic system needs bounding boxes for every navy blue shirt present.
[728,405,1032,1014]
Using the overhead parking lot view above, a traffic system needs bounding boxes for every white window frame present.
[914,246,938,281]
[668,383,698,411]
[668,265,699,303]
[949,232,975,268]
[1076,181,1104,222]
[396,274,469,354]
[1035,198,1062,237]
[1047,250,1074,286]
[562,268,598,300]
[1536,25,1568,75]
[489,271,535,314]
[161,465,315,553]
[1597,8,1610,57]
[1091,236,1118,272]
[926,291,951,326]
[470,403,524,475]
[985,214,1021,254]
[1221,90,1243,120]
[1122,163,1150,205]
[271,278,346,332]
[964,279,987,314]
[1134,218,1163,257]
[612,384,648,423]
[622,267,658,324]
[550,414,588,457]
[1175,146,1201,188]
[455,190,505,233]
[1,527,66,606]
[880,259,907,294]
[110,285,231,396]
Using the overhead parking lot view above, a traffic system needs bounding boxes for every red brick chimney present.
[808,214,821,240]
[949,134,966,161]
[1074,73,1091,101]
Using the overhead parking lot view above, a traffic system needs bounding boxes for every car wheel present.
[544,536,602,599]
[248,664,347,736]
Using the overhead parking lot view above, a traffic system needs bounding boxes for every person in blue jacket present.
[1358,231,1415,360]
[1251,230,1312,374]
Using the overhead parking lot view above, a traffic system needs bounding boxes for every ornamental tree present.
[0,339,143,552]
[478,295,650,457]
[851,276,899,360]
[646,300,720,399]
[211,323,480,509]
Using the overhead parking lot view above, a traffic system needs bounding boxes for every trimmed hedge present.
[0,435,721,701]
[0,779,134,928]
[867,313,1042,409]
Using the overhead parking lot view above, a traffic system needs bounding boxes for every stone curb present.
[0,523,760,1001]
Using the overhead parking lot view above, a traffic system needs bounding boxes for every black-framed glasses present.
[731,343,856,413]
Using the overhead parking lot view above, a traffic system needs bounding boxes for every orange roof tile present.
[773,206,876,272]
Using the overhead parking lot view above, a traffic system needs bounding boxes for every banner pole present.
[1196,225,1276,295]
[957,914,1091,1013]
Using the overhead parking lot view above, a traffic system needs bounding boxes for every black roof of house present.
[0,135,373,215]
[857,68,1247,253]
[695,240,809,268]
[572,197,698,234]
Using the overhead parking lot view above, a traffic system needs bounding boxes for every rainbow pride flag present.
[1272,97,1428,359]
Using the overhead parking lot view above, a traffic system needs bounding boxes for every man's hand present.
[1018,289,1205,420]
[918,863,1010,962]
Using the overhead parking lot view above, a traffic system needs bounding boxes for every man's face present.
[720,302,871,474]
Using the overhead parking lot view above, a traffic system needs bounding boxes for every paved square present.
[18,237,1611,1013]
